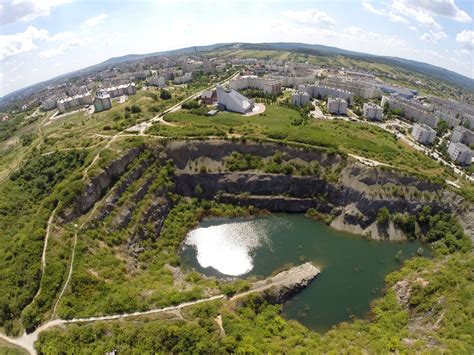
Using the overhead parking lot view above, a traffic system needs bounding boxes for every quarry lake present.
[181,214,427,331]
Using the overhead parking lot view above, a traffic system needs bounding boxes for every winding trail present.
[0,71,243,354]
[1,262,319,354]
[28,208,57,305]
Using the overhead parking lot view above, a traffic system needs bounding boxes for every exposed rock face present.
[165,140,473,241]
[165,140,342,170]
[62,147,144,222]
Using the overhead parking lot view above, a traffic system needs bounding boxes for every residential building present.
[41,97,57,111]
[324,78,382,99]
[362,103,383,121]
[450,126,474,146]
[94,91,112,112]
[327,98,348,115]
[381,94,438,128]
[173,72,193,84]
[57,92,92,113]
[216,84,254,114]
[306,85,354,104]
[411,123,437,145]
[447,142,473,165]
[147,75,166,87]
[229,75,281,95]
[103,83,136,98]
[291,91,311,107]
[267,75,314,88]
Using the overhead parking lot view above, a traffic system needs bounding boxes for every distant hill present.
[1,41,473,105]
[240,42,474,91]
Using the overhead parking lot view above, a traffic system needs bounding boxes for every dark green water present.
[181,214,428,332]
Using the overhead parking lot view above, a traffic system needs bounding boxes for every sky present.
[0,0,473,96]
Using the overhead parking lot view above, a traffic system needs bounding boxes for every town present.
[2,47,472,187]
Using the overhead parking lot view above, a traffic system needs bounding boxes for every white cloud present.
[362,2,409,24]
[389,12,409,24]
[456,30,474,51]
[391,0,441,29]
[0,26,49,60]
[420,30,447,43]
[405,0,471,23]
[39,39,84,59]
[282,9,336,28]
[46,32,73,42]
[0,0,71,24]
[81,13,108,28]
[362,2,385,16]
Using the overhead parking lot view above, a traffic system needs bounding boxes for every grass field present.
[149,105,455,181]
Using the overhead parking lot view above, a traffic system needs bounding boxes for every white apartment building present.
[216,85,254,114]
[381,94,438,128]
[327,98,348,115]
[103,83,136,98]
[362,103,383,121]
[229,75,282,95]
[324,78,382,99]
[57,92,92,113]
[448,141,473,165]
[41,97,57,111]
[147,75,166,87]
[411,123,437,145]
[451,126,474,146]
[306,85,354,104]
[94,91,112,112]
[267,75,314,88]
[291,91,311,107]
[173,72,193,84]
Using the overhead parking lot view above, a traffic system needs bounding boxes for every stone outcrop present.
[232,262,320,304]
[61,147,144,222]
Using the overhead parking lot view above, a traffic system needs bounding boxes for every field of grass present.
[148,105,455,181]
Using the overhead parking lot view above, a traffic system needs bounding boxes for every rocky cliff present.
[165,140,473,241]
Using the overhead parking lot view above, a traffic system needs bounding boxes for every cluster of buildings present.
[229,75,282,95]
[41,82,136,114]
[381,94,438,128]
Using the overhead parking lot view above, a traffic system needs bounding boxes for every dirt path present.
[1,262,319,354]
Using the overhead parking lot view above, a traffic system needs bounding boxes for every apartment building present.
[291,91,311,107]
[411,123,437,145]
[229,75,282,95]
[327,98,348,115]
[447,141,473,165]
[451,126,474,146]
[306,85,354,104]
[94,91,112,112]
[57,92,92,113]
[362,103,383,121]
[381,94,438,128]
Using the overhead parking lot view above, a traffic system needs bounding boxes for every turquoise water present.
[181,214,427,331]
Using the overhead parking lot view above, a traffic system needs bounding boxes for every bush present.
[131,105,141,114]
[160,89,172,100]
